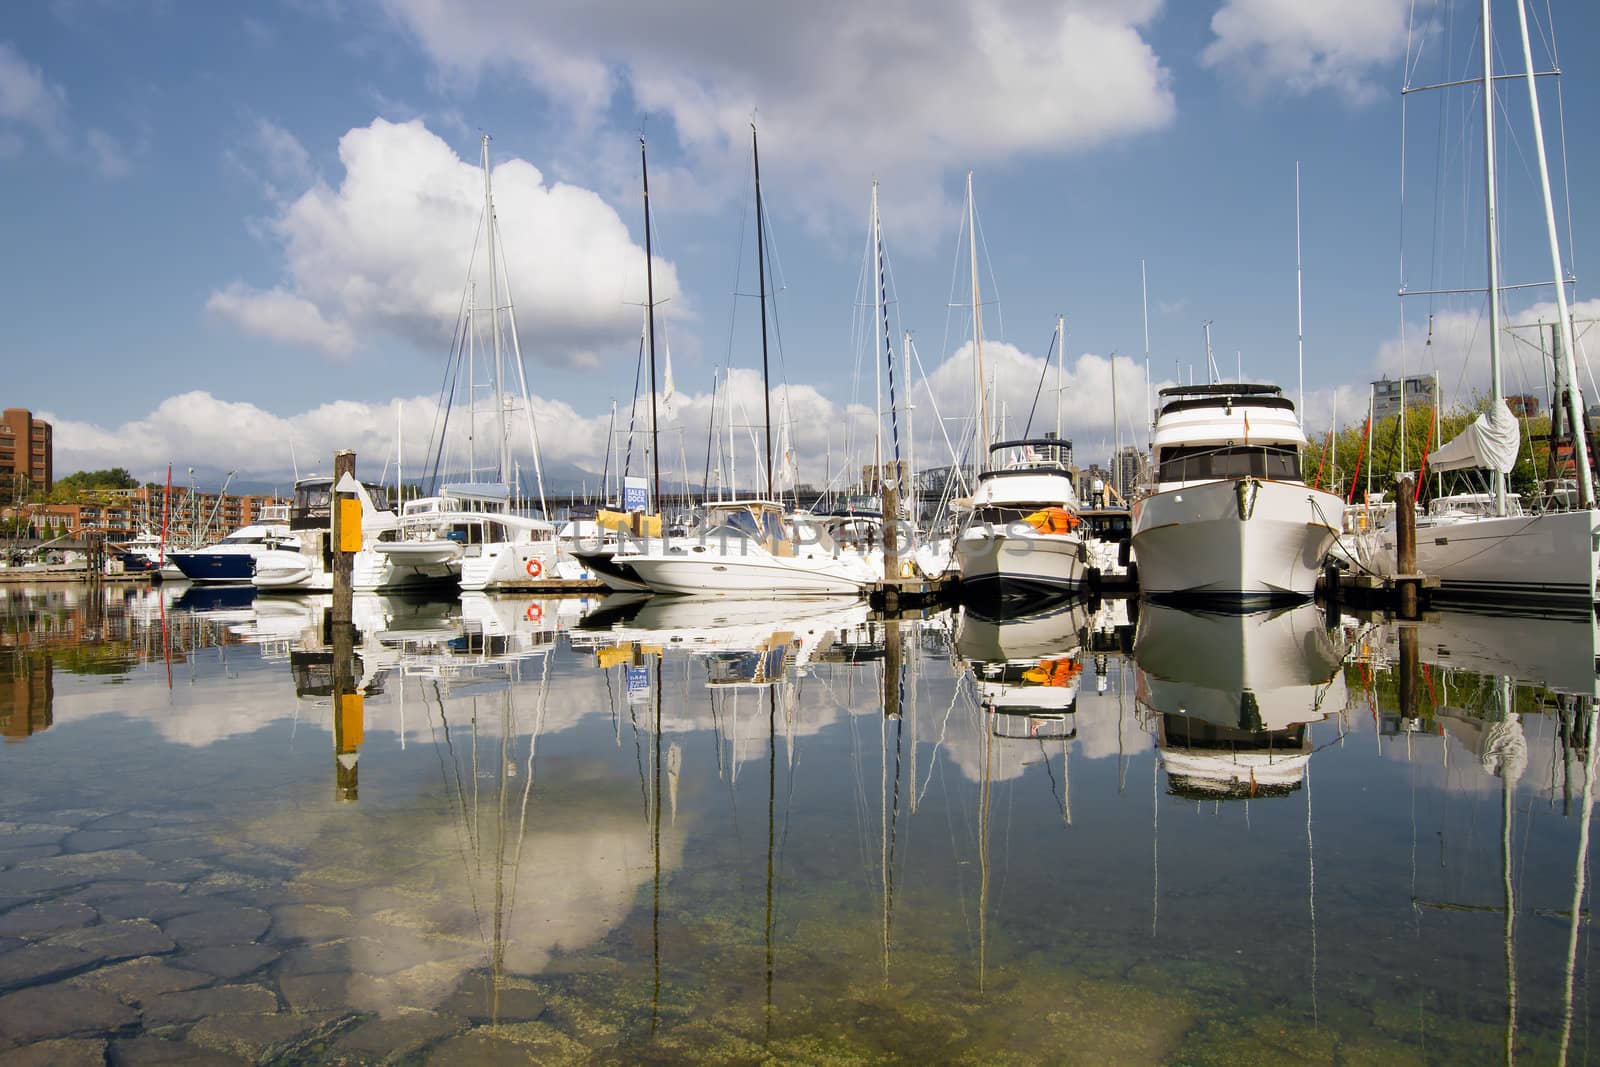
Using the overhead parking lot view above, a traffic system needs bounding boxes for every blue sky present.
[4,0,1597,486]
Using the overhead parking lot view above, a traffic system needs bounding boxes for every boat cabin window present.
[1085,513,1131,540]
[1157,444,1300,483]
[727,509,788,545]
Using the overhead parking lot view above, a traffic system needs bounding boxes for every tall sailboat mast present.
[871,182,884,488]
[967,172,989,469]
[1480,0,1507,517]
[753,125,774,500]
[1513,0,1593,508]
[482,135,511,484]
[642,138,663,512]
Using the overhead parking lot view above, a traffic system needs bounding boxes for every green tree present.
[1306,396,1554,504]
[47,468,140,503]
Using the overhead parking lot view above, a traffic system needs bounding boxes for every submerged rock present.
[161,907,271,949]
[0,982,137,1044]
[277,971,350,1013]
[0,902,98,940]
[424,1031,541,1065]
[185,1010,349,1061]
[107,1033,252,1066]
[0,1036,107,1066]
[440,982,546,1025]
[331,1010,464,1061]
[47,919,175,962]
[140,983,280,1027]
[0,943,101,992]
[71,956,210,1001]
[64,830,149,854]
[171,943,280,981]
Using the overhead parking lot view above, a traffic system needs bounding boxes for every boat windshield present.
[726,509,788,545]
[1157,444,1300,483]
[218,535,266,546]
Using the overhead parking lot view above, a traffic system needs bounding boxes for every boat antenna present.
[1141,260,1154,454]
[289,437,300,483]
[1296,160,1305,426]
[642,137,662,512]
[753,123,774,499]
[1202,320,1218,383]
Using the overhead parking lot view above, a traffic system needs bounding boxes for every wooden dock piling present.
[1395,474,1418,618]
[330,449,360,802]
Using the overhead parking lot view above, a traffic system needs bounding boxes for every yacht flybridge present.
[1131,383,1340,604]
[956,437,1089,604]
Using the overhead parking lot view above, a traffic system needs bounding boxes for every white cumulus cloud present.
[1373,297,1600,409]
[378,0,1176,227]
[0,40,67,147]
[210,117,685,368]
[1202,0,1410,103]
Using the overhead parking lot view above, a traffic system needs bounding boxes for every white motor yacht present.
[168,504,297,584]
[252,477,450,593]
[1130,383,1340,604]
[956,437,1090,605]
[380,484,561,592]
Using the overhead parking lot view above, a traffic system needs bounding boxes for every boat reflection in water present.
[956,596,1090,741]
[1134,602,1346,798]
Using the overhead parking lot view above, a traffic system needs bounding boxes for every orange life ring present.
[525,558,543,578]
[526,603,543,622]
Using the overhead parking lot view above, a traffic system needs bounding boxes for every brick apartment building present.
[1,408,52,495]
[9,487,287,543]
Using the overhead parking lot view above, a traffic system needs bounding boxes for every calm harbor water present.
[1,582,1597,1064]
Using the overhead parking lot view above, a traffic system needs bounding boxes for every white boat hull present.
[251,549,331,592]
[1131,478,1340,603]
[1358,507,1599,612]
[955,527,1089,604]
[627,550,876,596]
[352,552,457,592]
[459,541,564,591]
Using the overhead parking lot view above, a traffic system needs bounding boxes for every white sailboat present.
[1131,381,1341,603]
[1354,0,1598,612]
[384,133,560,593]
[625,126,879,597]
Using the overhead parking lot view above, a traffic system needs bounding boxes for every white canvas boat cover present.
[1426,400,1519,474]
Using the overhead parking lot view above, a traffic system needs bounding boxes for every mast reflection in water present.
[0,583,1597,1062]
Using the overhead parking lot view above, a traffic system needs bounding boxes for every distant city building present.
[1371,376,1436,420]
[1506,395,1540,418]
[0,408,52,495]
[1113,446,1148,500]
